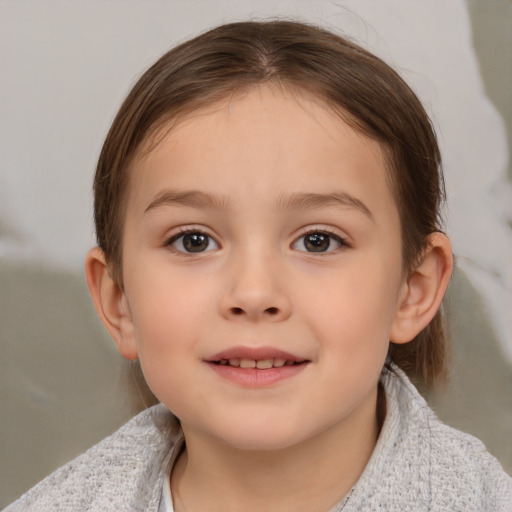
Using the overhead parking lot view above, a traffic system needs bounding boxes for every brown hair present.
[94,20,448,389]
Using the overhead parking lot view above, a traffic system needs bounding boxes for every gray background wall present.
[1,0,511,506]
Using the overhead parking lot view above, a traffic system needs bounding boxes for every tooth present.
[219,359,228,366]
[285,360,294,366]
[256,359,273,369]
[273,358,286,367]
[240,359,256,368]
[229,358,241,367]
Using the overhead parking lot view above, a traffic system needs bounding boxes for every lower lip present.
[206,362,308,387]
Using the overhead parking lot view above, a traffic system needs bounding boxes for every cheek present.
[130,293,208,353]
[128,257,215,328]
[299,259,401,351]
[124,266,214,371]
[129,294,207,411]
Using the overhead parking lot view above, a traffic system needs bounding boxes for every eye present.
[292,231,346,253]
[167,231,219,253]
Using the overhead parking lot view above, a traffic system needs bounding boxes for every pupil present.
[305,233,330,252]
[184,233,208,252]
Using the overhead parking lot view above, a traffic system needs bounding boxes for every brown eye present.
[169,231,219,253]
[304,233,330,252]
[183,233,209,252]
[292,231,345,253]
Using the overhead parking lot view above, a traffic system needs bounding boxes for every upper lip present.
[205,346,307,363]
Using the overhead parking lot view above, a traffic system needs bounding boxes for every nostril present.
[227,306,282,318]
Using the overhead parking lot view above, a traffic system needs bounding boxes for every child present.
[6,20,512,512]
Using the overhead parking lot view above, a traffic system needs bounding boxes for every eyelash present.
[292,228,349,254]
[164,227,349,255]
[165,228,220,255]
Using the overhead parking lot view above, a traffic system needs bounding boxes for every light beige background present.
[1,0,511,506]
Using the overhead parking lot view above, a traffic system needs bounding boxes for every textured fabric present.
[340,367,512,511]
[5,365,512,512]
[158,468,174,512]
[158,435,185,512]
[5,405,180,512]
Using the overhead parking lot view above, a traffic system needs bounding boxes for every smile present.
[205,347,309,387]
[215,358,303,369]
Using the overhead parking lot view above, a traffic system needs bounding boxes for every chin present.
[209,421,312,452]
[223,435,300,452]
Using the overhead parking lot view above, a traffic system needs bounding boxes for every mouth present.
[212,358,305,369]
[205,347,309,386]
[206,346,308,368]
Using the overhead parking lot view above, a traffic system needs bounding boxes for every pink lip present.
[204,346,310,387]
[206,346,305,363]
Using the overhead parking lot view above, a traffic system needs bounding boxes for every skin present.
[86,85,453,512]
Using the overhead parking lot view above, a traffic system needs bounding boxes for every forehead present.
[125,85,395,221]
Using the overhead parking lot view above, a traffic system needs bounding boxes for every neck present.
[171,387,381,512]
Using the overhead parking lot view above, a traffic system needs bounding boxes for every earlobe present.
[390,233,453,344]
[84,247,139,360]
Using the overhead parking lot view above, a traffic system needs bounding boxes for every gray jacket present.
[6,365,512,511]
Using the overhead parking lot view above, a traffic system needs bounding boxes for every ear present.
[85,247,139,360]
[390,233,453,344]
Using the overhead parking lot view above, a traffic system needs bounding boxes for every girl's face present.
[120,86,408,450]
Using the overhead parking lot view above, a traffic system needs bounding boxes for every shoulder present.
[384,366,512,511]
[4,404,180,512]
[423,412,512,510]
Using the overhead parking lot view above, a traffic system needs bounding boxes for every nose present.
[219,250,292,322]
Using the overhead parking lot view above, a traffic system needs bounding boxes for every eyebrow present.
[144,189,230,214]
[144,189,373,219]
[276,192,373,219]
